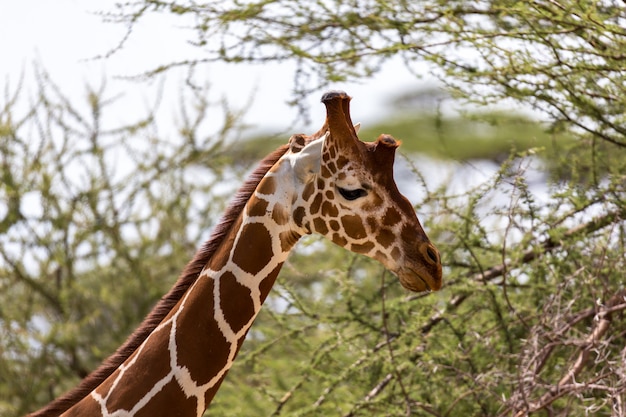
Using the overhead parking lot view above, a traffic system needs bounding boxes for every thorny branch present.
[353,208,626,413]
[507,291,626,417]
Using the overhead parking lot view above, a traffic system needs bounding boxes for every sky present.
[0,0,554,276]
[0,0,427,135]
[2,0,548,208]
[0,0,472,209]
[2,0,542,209]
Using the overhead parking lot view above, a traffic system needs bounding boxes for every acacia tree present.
[109,0,625,148]
[104,1,626,415]
[2,1,626,416]
[0,69,249,414]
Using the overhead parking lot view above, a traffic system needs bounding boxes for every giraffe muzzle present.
[397,242,442,292]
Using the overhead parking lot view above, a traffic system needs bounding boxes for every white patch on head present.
[286,123,359,184]
[288,133,325,182]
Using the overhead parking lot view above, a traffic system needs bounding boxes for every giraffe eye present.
[337,187,367,201]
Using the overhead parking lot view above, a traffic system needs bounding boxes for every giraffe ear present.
[291,133,325,182]
[370,134,400,178]
[354,122,361,134]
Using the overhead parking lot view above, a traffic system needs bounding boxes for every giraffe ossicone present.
[29,90,442,417]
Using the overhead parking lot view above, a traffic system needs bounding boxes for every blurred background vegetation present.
[2,1,626,416]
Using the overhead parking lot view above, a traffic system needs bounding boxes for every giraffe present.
[29,90,442,417]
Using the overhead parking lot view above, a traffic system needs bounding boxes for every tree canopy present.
[110,0,625,147]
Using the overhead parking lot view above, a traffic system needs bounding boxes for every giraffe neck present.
[64,161,304,416]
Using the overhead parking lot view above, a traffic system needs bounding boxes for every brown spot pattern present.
[208,216,242,272]
[332,233,348,247]
[232,223,274,275]
[401,224,416,244]
[321,201,339,217]
[203,381,226,412]
[279,231,299,252]
[376,228,396,248]
[341,215,367,240]
[247,197,269,217]
[256,177,276,195]
[177,279,231,386]
[351,242,375,254]
[135,379,197,417]
[302,181,315,201]
[336,156,349,169]
[103,323,174,412]
[293,206,306,227]
[272,204,288,225]
[94,368,121,400]
[259,263,283,304]
[219,271,255,333]
[313,218,329,235]
[310,193,323,215]
[383,207,401,227]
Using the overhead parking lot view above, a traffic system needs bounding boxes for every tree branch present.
[511,291,626,416]
[356,208,626,411]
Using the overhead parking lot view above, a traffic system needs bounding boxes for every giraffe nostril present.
[425,245,439,264]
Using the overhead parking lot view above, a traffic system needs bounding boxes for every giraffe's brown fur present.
[28,145,289,417]
[29,91,442,417]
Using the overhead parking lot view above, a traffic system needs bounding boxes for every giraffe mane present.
[29,144,290,417]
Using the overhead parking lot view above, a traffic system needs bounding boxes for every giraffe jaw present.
[396,266,442,293]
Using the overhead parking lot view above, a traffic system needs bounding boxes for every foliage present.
[207,153,626,417]
[2,1,626,417]
[0,69,242,415]
[108,0,626,147]
[246,107,576,163]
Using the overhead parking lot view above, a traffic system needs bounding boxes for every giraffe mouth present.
[397,267,440,293]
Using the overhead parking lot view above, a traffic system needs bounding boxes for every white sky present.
[0,0,427,134]
[2,1,530,211]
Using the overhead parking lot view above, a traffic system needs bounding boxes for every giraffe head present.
[284,91,442,292]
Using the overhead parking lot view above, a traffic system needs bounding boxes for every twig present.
[380,270,413,416]
[511,291,626,416]
[354,209,626,410]
[342,374,393,417]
